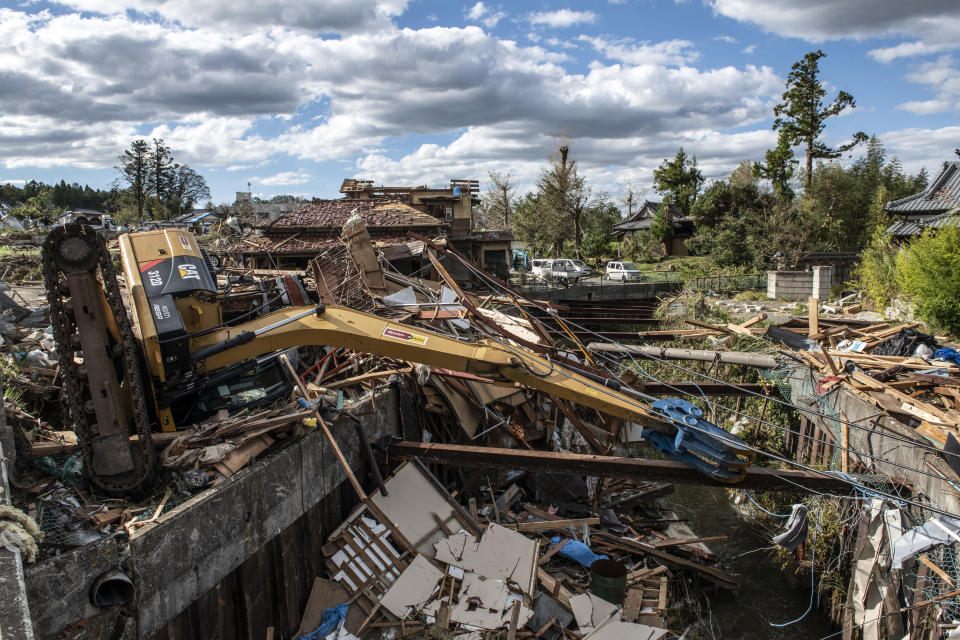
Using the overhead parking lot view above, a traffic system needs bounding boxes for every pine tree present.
[753,131,798,201]
[117,139,150,223]
[772,50,867,191]
[652,147,703,215]
[148,138,174,219]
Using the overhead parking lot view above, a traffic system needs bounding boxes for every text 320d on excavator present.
[43,223,753,496]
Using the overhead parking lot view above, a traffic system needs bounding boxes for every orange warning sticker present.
[382,326,429,345]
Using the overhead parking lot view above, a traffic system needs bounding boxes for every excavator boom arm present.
[190,304,676,432]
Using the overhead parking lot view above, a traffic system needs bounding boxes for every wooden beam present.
[388,441,853,492]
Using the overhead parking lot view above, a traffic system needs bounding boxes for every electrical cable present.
[743,491,793,518]
[456,255,960,463]
[489,336,960,519]
[770,499,822,627]
[414,249,960,514]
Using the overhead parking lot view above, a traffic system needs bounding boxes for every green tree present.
[148,138,175,219]
[535,136,587,257]
[753,131,798,201]
[648,203,675,255]
[896,222,960,336]
[580,196,620,259]
[652,148,703,215]
[510,192,550,257]
[773,50,867,191]
[117,139,150,223]
[477,170,514,231]
[167,164,210,216]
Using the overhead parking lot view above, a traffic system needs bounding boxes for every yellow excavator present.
[43,224,752,496]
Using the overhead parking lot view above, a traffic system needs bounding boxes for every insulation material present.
[369,460,470,556]
[569,593,619,633]
[379,554,444,618]
[433,523,539,595]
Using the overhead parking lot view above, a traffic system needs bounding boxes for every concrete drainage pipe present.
[90,569,136,608]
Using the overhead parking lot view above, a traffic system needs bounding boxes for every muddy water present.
[666,484,836,639]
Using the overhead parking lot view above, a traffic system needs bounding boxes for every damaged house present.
[231,198,445,274]
[341,178,513,274]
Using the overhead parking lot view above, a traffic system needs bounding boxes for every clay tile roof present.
[885,161,960,215]
[268,198,444,230]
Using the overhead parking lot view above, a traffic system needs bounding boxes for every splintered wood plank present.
[622,588,642,622]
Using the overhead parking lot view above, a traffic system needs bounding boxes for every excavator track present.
[43,224,157,497]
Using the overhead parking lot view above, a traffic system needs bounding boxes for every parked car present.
[548,259,582,284]
[569,259,593,278]
[605,261,644,282]
[530,259,553,280]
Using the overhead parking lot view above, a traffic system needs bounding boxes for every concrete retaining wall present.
[767,266,832,300]
[24,388,399,639]
[522,280,681,303]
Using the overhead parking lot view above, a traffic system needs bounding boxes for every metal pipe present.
[587,343,779,368]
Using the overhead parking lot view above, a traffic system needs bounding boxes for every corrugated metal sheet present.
[885,161,960,214]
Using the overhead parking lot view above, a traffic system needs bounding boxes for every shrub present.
[854,225,900,309]
[895,223,960,336]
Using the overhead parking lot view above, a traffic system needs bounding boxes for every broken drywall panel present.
[570,593,619,633]
[379,554,444,618]
[583,619,668,640]
[369,460,475,556]
[433,523,539,595]
[450,573,510,629]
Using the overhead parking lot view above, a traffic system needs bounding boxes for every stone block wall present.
[767,266,833,300]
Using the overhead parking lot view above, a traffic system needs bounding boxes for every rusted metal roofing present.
[885,162,960,215]
[268,199,444,230]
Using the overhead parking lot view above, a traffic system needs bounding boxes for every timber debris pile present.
[2,216,960,639]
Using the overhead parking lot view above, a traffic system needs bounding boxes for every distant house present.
[231,199,446,272]
[611,200,694,256]
[885,161,960,240]
[340,178,513,273]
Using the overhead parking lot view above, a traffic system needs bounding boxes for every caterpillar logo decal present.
[382,326,428,345]
[178,263,200,280]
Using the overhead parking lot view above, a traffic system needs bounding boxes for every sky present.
[0,0,959,206]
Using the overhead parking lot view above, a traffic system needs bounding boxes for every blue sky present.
[0,0,958,206]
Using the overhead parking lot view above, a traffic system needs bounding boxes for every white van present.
[530,259,553,280]
[606,261,644,282]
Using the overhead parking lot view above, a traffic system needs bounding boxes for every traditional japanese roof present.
[268,199,444,231]
[886,210,960,237]
[612,200,686,233]
[885,162,960,215]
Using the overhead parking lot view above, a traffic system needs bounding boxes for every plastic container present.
[589,558,627,604]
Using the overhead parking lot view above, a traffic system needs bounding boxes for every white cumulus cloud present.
[528,9,597,28]
[257,170,312,186]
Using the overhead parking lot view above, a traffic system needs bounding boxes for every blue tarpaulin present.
[297,603,350,640]
[549,536,608,568]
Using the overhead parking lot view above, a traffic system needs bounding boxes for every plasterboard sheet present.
[584,620,668,640]
[369,461,465,556]
[570,593,618,632]
[433,523,539,595]
[379,554,444,618]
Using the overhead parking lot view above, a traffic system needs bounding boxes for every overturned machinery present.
[44,223,754,496]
